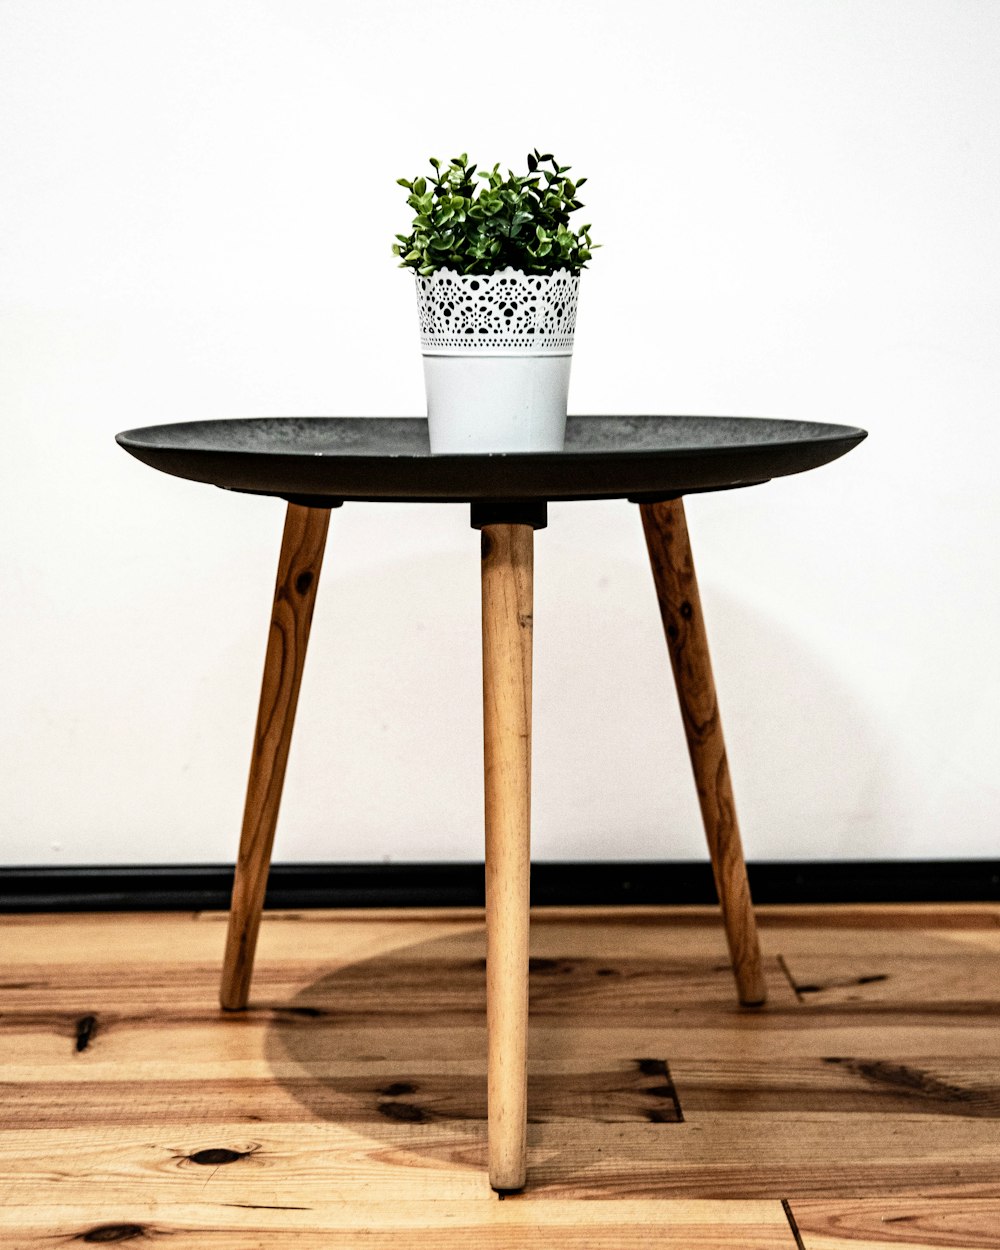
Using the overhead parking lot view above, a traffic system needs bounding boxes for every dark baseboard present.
[1,860,998,913]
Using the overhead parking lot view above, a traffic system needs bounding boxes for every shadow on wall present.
[534,537,904,859]
[274,529,904,861]
[692,584,904,861]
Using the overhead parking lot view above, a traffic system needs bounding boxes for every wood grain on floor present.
[1,904,998,1247]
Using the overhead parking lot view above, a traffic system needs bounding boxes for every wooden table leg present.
[481,522,533,1191]
[639,498,767,1007]
[220,503,331,1011]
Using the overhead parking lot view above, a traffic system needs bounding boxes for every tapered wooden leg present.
[481,523,533,1191]
[639,498,767,1007]
[220,503,331,1011]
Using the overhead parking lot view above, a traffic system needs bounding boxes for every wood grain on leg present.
[481,523,534,1191]
[640,498,767,1007]
[220,503,330,1011]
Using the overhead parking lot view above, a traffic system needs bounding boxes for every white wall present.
[1,0,998,866]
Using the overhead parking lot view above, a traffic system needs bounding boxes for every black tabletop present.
[115,415,866,506]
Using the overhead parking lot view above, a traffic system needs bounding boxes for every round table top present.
[115,415,866,505]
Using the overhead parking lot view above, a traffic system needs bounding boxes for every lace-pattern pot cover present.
[415,267,580,355]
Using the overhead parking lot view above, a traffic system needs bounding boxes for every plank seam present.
[777,954,805,1003]
[781,1198,807,1250]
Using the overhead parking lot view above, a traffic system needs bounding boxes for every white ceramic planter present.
[415,267,580,454]
[422,355,572,453]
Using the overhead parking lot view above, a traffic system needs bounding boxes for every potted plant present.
[394,150,599,454]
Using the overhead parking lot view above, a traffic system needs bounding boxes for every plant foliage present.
[393,149,600,277]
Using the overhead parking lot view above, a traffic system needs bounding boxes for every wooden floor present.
[1,904,999,1247]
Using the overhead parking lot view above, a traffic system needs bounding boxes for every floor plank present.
[788,1198,1000,1248]
[0,1059,686,1127]
[0,1199,798,1248]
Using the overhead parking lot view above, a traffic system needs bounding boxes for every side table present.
[116,414,866,1190]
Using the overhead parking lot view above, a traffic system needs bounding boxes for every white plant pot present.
[423,355,571,453]
[414,267,580,454]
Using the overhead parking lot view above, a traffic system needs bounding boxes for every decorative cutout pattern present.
[415,267,579,353]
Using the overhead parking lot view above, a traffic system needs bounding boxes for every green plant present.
[393,149,600,277]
